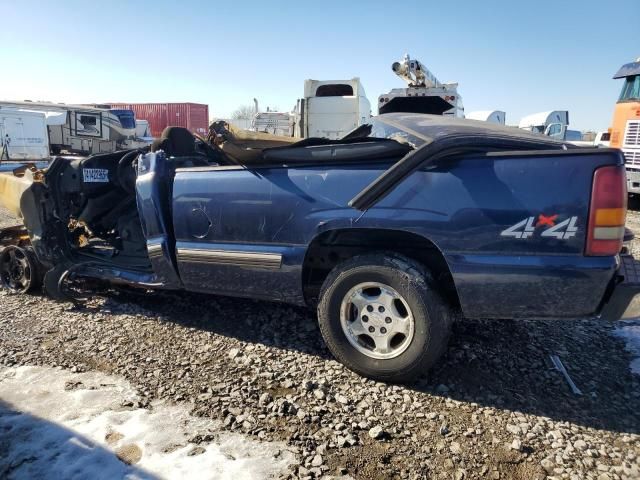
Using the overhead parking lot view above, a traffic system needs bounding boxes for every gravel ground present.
[0,204,639,480]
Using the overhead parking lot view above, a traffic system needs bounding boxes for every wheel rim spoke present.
[388,316,411,336]
[378,289,396,310]
[348,319,368,337]
[372,334,392,355]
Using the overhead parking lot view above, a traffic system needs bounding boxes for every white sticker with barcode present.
[83,168,110,183]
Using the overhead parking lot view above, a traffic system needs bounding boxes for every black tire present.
[317,253,451,383]
[0,246,42,294]
[43,263,74,302]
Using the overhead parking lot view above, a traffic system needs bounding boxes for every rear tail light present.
[586,165,627,256]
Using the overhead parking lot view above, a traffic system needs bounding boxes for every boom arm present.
[391,54,442,88]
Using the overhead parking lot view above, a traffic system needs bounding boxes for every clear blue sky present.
[1,0,638,131]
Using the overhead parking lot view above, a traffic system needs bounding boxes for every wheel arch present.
[302,227,460,309]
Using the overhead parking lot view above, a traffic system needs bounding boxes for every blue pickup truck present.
[0,113,637,381]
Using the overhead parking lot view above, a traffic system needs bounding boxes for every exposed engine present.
[43,149,149,268]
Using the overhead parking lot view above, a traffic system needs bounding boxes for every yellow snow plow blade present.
[0,172,34,218]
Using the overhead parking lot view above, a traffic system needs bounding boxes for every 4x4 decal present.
[501,214,578,240]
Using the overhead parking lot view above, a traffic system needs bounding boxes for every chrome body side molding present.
[176,248,282,270]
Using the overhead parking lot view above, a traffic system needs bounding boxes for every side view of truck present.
[0,113,637,382]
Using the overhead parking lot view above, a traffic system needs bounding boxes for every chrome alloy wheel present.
[0,246,34,293]
[339,282,415,360]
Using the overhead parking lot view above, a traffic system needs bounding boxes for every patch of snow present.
[0,366,297,480]
[613,319,640,375]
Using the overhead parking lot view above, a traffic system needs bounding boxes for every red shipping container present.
[107,102,209,138]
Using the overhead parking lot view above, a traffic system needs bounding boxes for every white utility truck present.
[466,110,506,124]
[0,108,50,161]
[253,111,294,137]
[294,78,371,139]
[378,54,464,118]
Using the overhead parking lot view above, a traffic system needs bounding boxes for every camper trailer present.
[0,101,142,155]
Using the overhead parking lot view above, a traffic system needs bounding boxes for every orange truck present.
[610,58,640,194]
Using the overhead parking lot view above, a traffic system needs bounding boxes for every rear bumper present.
[600,255,640,320]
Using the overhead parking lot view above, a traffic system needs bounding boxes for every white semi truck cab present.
[295,78,371,139]
[466,110,506,124]
[518,110,582,141]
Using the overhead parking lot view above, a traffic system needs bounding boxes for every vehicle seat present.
[151,127,210,167]
[152,127,197,156]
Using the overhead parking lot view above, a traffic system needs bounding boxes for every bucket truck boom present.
[379,54,464,118]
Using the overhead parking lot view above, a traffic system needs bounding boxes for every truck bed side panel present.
[172,151,620,318]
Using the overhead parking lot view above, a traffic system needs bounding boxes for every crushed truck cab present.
[1,113,638,382]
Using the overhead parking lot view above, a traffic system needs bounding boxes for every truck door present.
[135,151,182,289]
[171,165,310,302]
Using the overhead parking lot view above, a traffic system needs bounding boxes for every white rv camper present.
[0,101,142,155]
[466,110,506,124]
[0,108,50,161]
[378,54,464,118]
[295,78,371,139]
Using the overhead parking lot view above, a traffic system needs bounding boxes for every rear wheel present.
[0,246,41,293]
[317,253,451,382]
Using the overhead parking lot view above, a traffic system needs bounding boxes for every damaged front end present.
[1,152,163,301]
